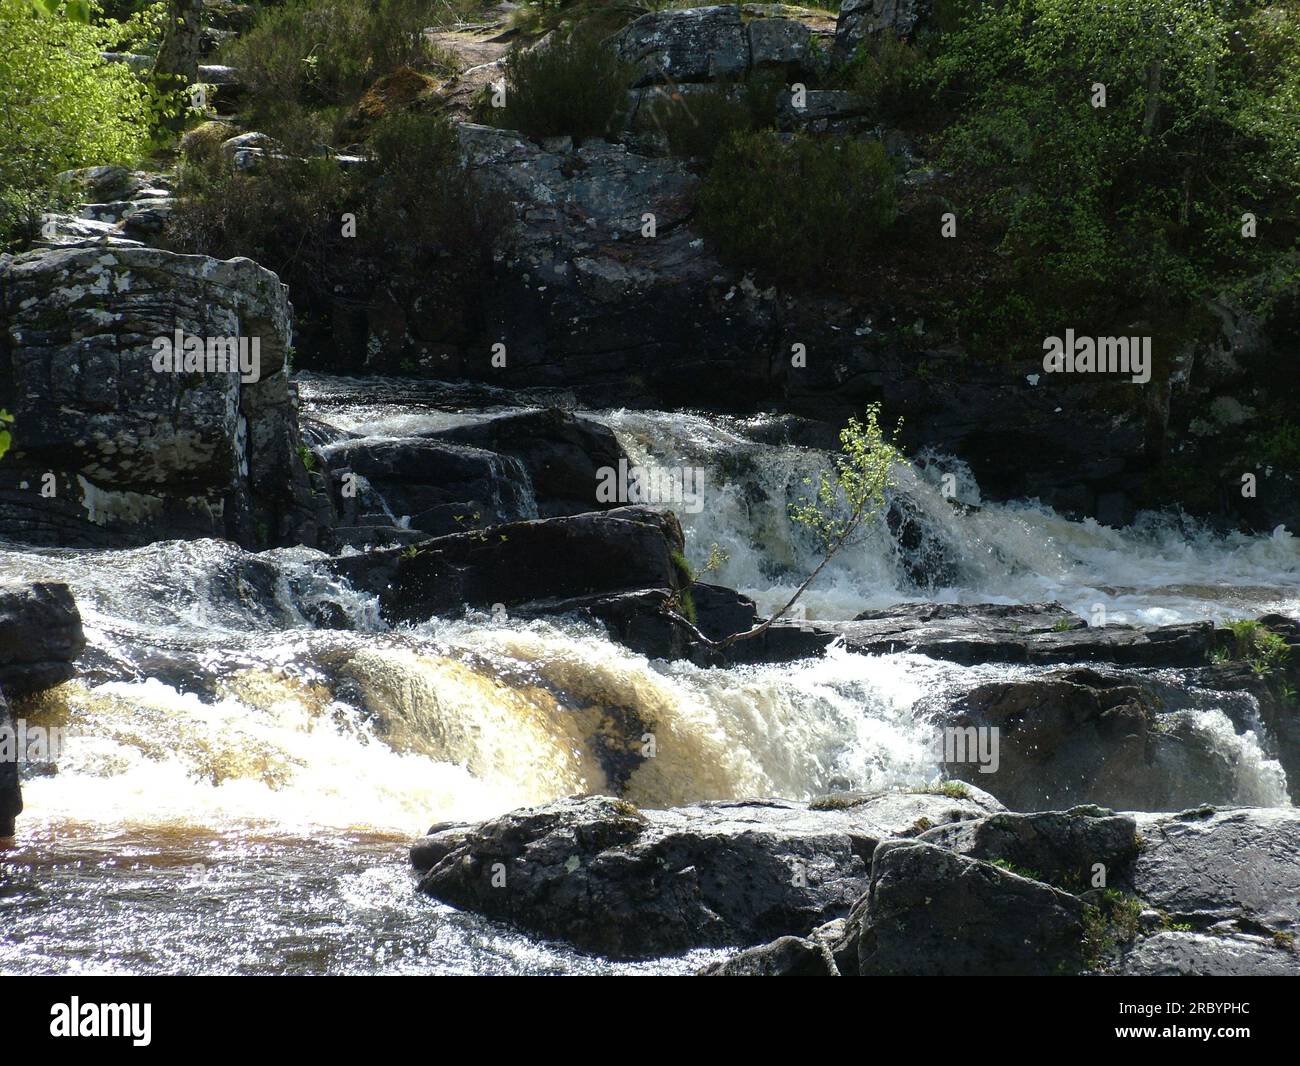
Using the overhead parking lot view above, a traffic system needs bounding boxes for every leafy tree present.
[927,0,1300,347]
[0,0,151,245]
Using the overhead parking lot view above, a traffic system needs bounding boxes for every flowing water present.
[2,374,1298,974]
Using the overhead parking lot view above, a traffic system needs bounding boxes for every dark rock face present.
[427,408,628,517]
[840,840,1087,976]
[0,684,19,836]
[611,7,819,88]
[414,790,1000,958]
[0,582,86,695]
[835,0,932,58]
[0,245,322,549]
[331,506,686,623]
[321,436,533,536]
[698,804,1300,976]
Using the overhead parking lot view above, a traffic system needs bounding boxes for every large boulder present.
[0,581,86,695]
[1130,807,1300,934]
[320,436,533,536]
[831,602,1214,667]
[0,246,321,549]
[414,789,1000,957]
[610,7,818,88]
[838,840,1087,975]
[919,806,1140,890]
[331,505,688,623]
[939,669,1258,811]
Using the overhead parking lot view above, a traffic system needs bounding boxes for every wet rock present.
[427,408,628,517]
[320,437,532,535]
[939,669,1249,811]
[840,839,1087,976]
[0,684,20,836]
[829,602,1214,667]
[415,790,998,957]
[0,582,86,695]
[331,506,687,623]
[0,246,321,550]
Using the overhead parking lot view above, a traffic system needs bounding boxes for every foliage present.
[666,407,904,650]
[838,33,925,121]
[648,73,782,163]
[165,108,510,364]
[926,0,1300,351]
[0,410,13,460]
[790,403,905,555]
[225,0,436,110]
[475,28,634,141]
[698,130,896,287]
[1226,619,1292,678]
[0,0,151,246]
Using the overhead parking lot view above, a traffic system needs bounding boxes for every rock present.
[0,684,20,837]
[919,806,1140,889]
[320,436,533,535]
[0,245,321,549]
[1130,807,1300,934]
[842,840,1087,975]
[610,8,753,87]
[699,934,837,975]
[427,408,628,516]
[830,602,1215,667]
[331,506,687,623]
[835,0,931,58]
[415,789,997,957]
[0,582,86,695]
[939,669,1253,811]
[1118,931,1300,976]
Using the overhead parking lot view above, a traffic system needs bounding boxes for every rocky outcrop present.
[413,789,1001,957]
[698,804,1300,975]
[610,6,821,88]
[0,581,86,695]
[0,244,325,549]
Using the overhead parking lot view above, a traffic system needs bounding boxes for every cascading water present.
[2,374,1297,974]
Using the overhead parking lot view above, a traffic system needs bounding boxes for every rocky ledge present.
[410,793,1300,975]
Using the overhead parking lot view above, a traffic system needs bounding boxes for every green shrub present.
[165,109,509,363]
[698,130,896,286]
[840,33,925,120]
[0,0,151,246]
[226,0,435,110]
[475,29,634,141]
[926,0,1300,351]
[648,73,782,163]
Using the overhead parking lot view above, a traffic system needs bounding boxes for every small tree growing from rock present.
[666,403,906,650]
